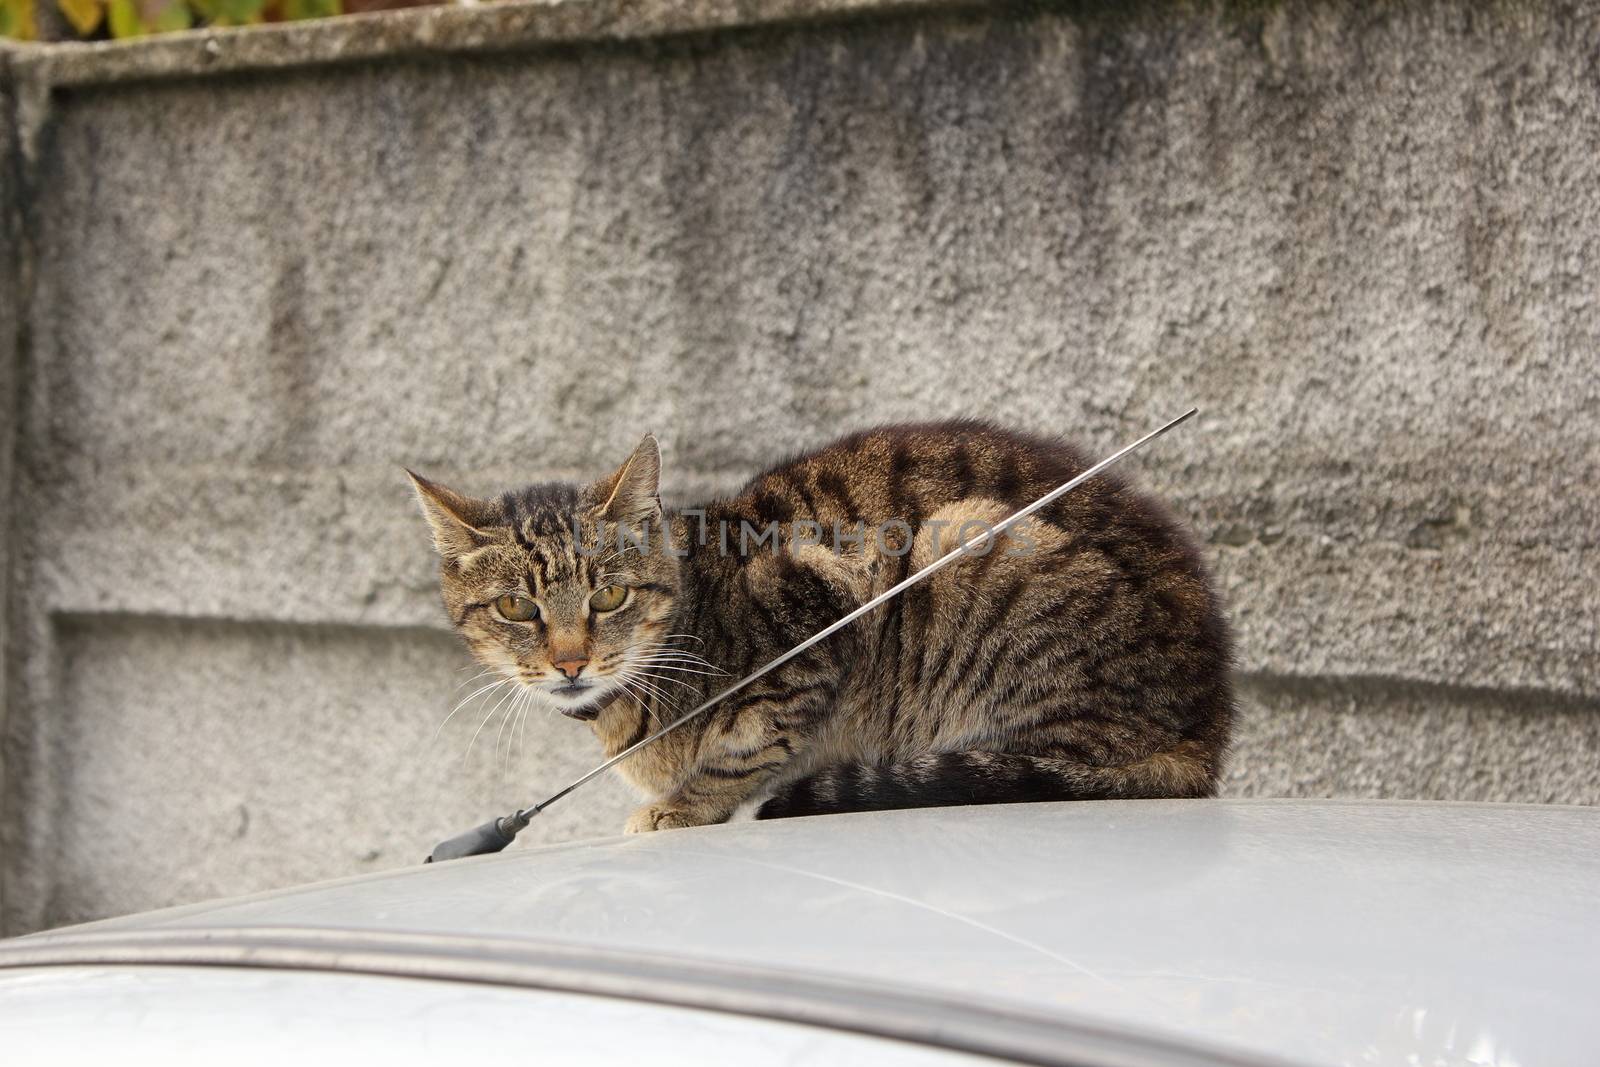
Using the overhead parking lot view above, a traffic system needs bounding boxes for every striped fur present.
[412,421,1234,833]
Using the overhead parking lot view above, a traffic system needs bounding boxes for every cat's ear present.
[407,470,495,560]
[592,434,662,525]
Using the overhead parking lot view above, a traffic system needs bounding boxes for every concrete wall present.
[1,48,26,935]
[1,0,1596,934]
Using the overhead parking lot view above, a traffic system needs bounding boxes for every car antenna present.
[426,407,1199,862]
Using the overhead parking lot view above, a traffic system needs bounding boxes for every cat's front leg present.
[624,710,807,833]
[624,544,862,834]
[625,801,710,833]
[623,766,780,833]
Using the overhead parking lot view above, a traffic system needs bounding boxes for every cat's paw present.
[625,804,698,834]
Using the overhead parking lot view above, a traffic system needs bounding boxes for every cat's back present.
[724,419,1107,529]
[716,418,1225,672]
[718,420,1187,553]
[712,419,1233,785]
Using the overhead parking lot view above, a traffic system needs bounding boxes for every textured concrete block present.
[3,617,632,932]
[1226,676,1600,806]
[2,0,1598,931]
[18,2,1599,696]
[0,67,20,905]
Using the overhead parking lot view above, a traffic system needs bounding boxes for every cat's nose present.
[553,658,589,680]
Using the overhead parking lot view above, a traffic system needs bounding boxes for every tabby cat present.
[411,421,1233,833]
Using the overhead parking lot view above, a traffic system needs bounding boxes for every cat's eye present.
[495,594,540,622]
[588,585,629,613]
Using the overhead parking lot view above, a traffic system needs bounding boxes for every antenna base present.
[425,812,530,863]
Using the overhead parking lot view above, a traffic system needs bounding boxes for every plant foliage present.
[2,0,344,39]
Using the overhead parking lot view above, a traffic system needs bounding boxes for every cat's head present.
[408,436,679,722]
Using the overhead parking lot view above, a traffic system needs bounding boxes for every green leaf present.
[191,0,261,24]
[276,0,335,19]
[106,0,139,34]
[56,0,103,36]
[148,0,191,31]
[0,0,39,39]
[106,0,190,36]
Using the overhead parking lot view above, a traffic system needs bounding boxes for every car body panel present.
[5,799,1597,1066]
[0,964,1003,1066]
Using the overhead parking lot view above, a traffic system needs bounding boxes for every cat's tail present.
[755,742,1218,821]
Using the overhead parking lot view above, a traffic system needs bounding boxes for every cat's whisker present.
[626,657,708,677]
[463,682,521,767]
[448,676,514,713]
[504,688,531,766]
[633,657,722,669]
[613,676,663,727]
[514,690,535,766]
[626,643,715,657]
[639,670,701,694]
[631,659,726,677]
[627,637,711,651]
[623,643,724,670]
[628,664,723,687]
[630,655,726,671]
[433,677,514,744]
[620,671,682,711]
[453,668,499,692]
[618,665,680,708]
[454,675,496,694]
[614,681,652,723]
[507,688,535,776]
[641,678,706,699]
[493,688,521,774]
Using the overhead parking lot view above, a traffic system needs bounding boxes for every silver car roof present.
[3,798,1597,1067]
